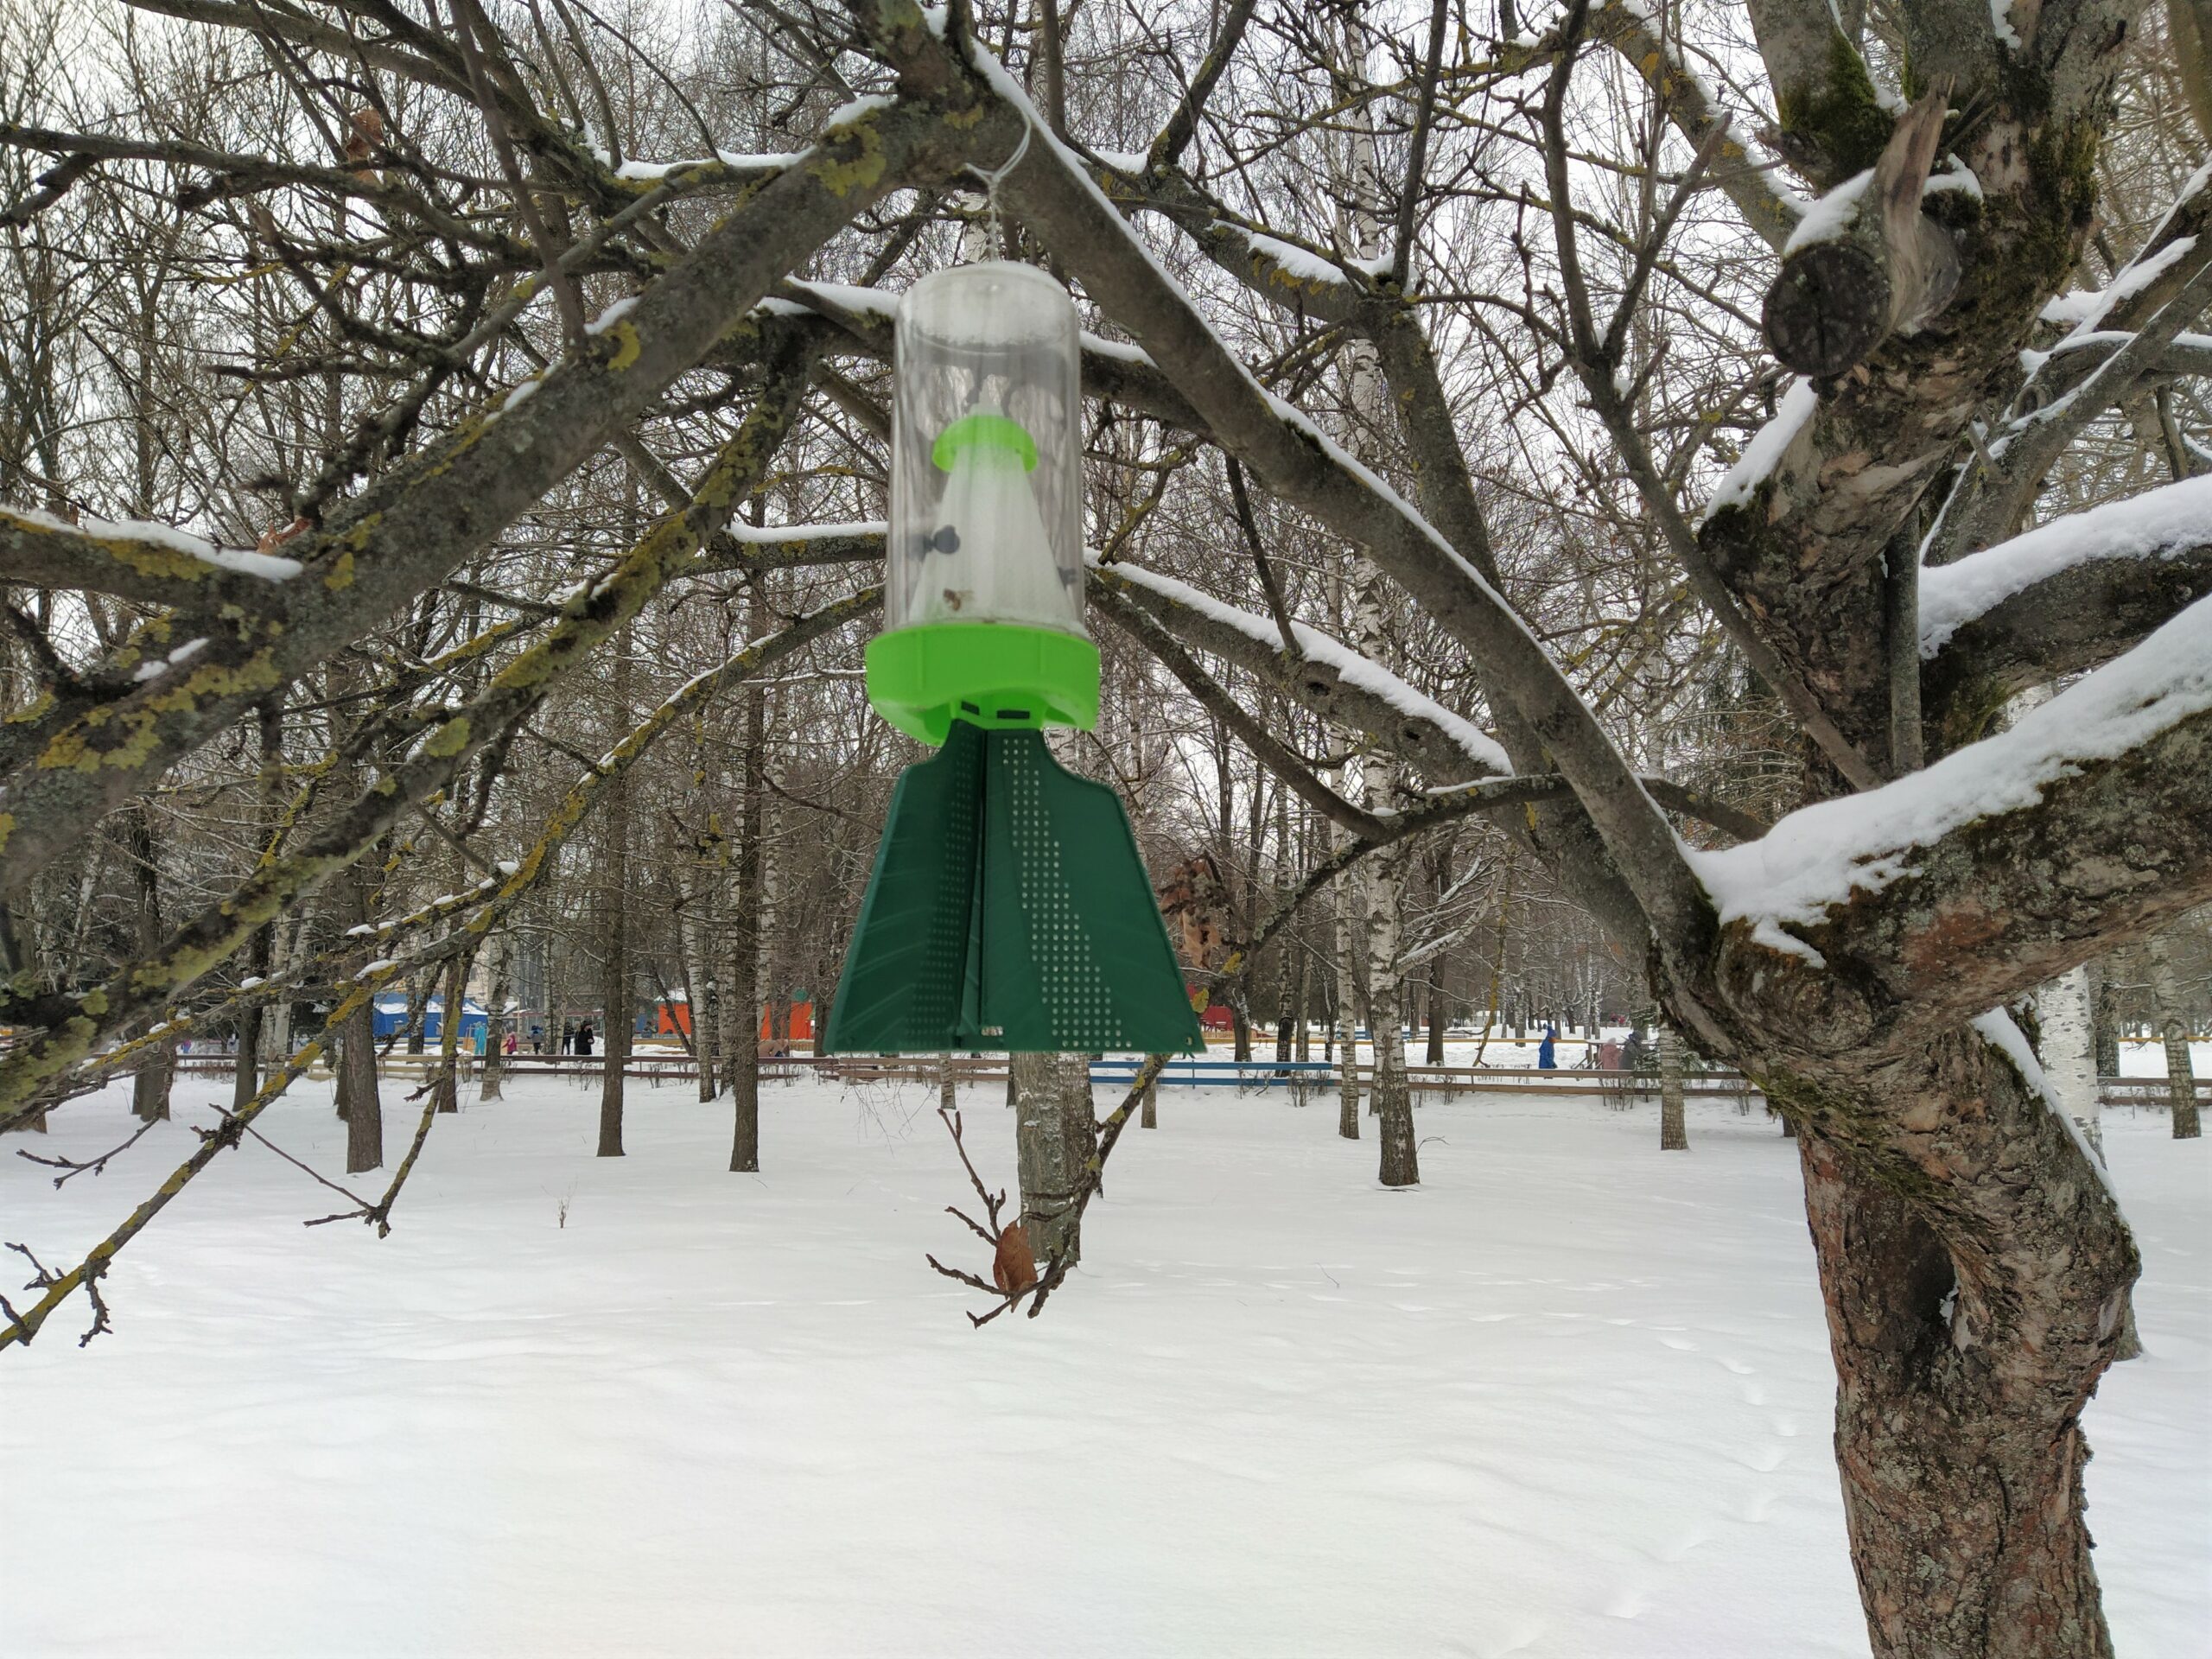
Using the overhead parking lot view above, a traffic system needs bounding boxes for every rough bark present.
[2089,966,2120,1079]
[338,857,383,1174]
[478,935,511,1102]
[1760,92,1957,379]
[126,804,172,1122]
[1332,790,1363,1141]
[595,628,632,1160]
[232,697,284,1110]
[1692,922,2144,1656]
[1793,1025,2134,1659]
[1013,1050,1095,1265]
[727,590,766,1174]
[1659,1026,1688,1151]
[2148,931,2201,1140]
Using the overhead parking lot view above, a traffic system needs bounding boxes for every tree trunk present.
[233,698,283,1111]
[479,935,511,1102]
[341,995,382,1173]
[2149,931,2200,1140]
[2088,964,2120,1078]
[1140,1073,1157,1128]
[727,620,766,1172]
[1014,1051,1095,1265]
[595,893,629,1157]
[1291,880,1310,1061]
[1425,955,1446,1065]
[1658,1025,1687,1151]
[2039,966,2103,1155]
[430,952,470,1120]
[594,621,634,1158]
[338,859,383,1173]
[261,913,302,1073]
[543,868,566,1058]
[1334,854,1362,1140]
[2031,975,2132,1355]
[1788,1027,2133,1659]
[696,875,721,1104]
[1365,849,1418,1186]
[126,804,173,1122]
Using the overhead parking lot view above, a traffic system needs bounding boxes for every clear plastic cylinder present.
[887,261,1085,637]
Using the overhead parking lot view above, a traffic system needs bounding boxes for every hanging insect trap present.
[821,262,1202,1057]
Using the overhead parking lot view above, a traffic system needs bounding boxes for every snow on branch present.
[1700,378,1816,523]
[1103,559,1512,776]
[3,505,303,583]
[1692,588,2212,963]
[1920,474,2212,658]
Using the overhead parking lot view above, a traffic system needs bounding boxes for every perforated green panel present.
[821,721,1201,1056]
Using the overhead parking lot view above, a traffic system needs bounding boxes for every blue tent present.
[370,993,489,1044]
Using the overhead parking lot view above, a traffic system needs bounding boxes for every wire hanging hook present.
[961,120,1032,257]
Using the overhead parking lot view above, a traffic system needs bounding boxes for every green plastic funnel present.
[821,721,1202,1056]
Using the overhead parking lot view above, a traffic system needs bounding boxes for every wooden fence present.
[164,1048,2211,1110]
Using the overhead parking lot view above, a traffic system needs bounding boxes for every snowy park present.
[4,1069,2205,1657]
[6,0,2212,1654]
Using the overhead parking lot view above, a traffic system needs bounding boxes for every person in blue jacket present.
[1537,1025,1559,1069]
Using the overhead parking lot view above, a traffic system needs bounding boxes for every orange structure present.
[760,1002,815,1041]
[654,1001,817,1041]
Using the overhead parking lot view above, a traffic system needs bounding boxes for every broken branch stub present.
[1761,90,1957,379]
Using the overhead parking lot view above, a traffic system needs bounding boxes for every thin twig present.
[15,1114,162,1187]
[200,1101,380,1217]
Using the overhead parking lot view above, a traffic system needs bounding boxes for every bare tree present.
[0,3,2204,1652]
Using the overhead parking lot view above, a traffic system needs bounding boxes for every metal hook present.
[961,121,1032,257]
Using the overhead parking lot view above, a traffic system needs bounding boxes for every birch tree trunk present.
[2039,967,2103,1155]
[1334,842,1362,1141]
[232,697,283,1111]
[2149,931,2200,1140]
[1332,56,1416,1186]
[479,935,511,1102]
[260,913,302,1071]
[1364,842,1418,1185]
[1013,1049,1095,1265]
[543,865,566,1057]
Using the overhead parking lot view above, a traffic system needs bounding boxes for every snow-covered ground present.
[3,1075,2204,1657]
